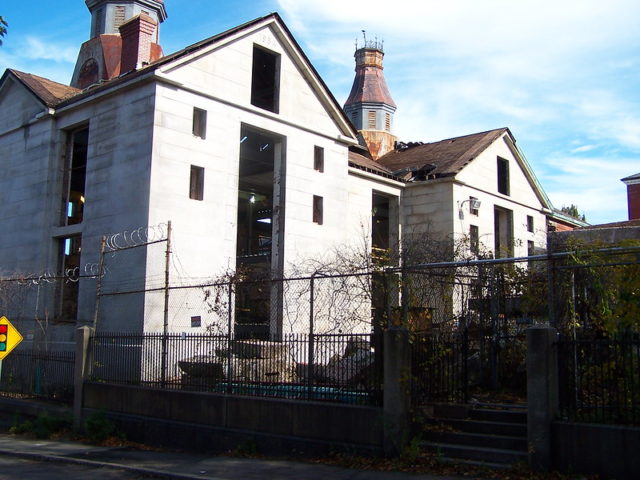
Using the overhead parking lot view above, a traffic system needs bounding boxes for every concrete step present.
[427,417,527,437]
[423,430,527,451]
[468,408,527,424]
[420,441,528,465]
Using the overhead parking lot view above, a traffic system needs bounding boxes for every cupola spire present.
[344,31,397,160]
[71,0,167,89]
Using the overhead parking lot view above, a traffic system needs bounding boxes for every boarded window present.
[192,107,207,139]
[251,45,280,113]
[190,165,204,201]
[497,157,510,195]
[92,7,104,37]
[314,146,324,172]
[367,110,376,129]
[313,195,323,225]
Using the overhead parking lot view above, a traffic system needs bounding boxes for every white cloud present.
[571,145,597,154]
[21,36,77,64]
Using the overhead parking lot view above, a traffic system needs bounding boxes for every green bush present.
[84,410,124,443]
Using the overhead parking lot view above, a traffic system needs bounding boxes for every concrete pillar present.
[383,327,411,456]
[73,326,94,430]
[526,325,559,471]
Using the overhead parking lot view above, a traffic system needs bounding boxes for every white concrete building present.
[0,2,581,342]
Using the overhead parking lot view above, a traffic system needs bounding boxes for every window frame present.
[497,157,510,196]
[250,45,281,113]
[314,146,324,173]
[470,224,479,255]
[192,107,207,139]
[189,165,205,201]
[313,195,323,225]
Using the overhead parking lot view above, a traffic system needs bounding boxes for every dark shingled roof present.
[7,69,80,107]
[578,219,640,230]
[377,128,509,178]
[348,150,399,178]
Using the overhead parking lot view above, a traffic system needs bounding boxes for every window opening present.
[189,165,204,200]
[494,206,514,258]
[385,112,391,132]
[372,193,390,253]
[235,125,284,339]
[470,225,479,255]
[314,146,324,172]
[192,107,207,139]
[313,195,323,225]
[58,235,81,321]
[527,215,534,233]
[251,45,280,113]
[497,157,510,195]
[191,316,202,328]
[469,196,479,216]
[63,127,89,226]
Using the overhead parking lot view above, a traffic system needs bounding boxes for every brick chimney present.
[621,173,640,220]
[119,14,158,73]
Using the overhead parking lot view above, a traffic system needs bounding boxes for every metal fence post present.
[307,274,315,399]
[92,236,106,330]
[73,326,94,430]
[227,281,233,394]
[161,221,172,388]
[547,254,557,327]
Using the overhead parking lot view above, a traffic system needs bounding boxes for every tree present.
[561,204,586,222]
[0,16,7,46]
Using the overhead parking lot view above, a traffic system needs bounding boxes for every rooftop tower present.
[343,33,397,160]
[71,0,167,89]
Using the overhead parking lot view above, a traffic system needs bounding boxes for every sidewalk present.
[0,434,470,480]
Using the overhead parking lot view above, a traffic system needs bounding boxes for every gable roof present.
[1,69,80,107]
[376,128,509,178]
[47,13,356,139]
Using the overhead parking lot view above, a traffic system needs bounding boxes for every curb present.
[0,447,220,480]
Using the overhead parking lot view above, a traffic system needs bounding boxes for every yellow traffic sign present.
[0,316,23,360]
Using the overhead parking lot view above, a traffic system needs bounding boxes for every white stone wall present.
[143,25,376,333]
[454,134,547,257]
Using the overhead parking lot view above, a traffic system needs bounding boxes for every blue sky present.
[1,0,638,224]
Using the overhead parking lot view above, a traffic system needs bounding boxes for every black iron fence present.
[89,331,382,405]
[0,350,75,403]
[558,337,640,425]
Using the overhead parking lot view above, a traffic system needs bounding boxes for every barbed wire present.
[105,223,169,251]
[0,262,106,285]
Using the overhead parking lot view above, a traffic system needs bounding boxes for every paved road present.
[0,434,469,480]
[0,456,147,479]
